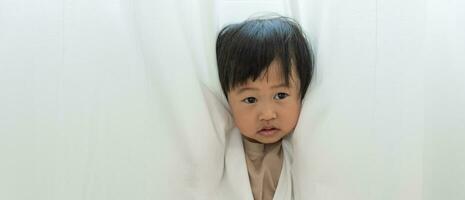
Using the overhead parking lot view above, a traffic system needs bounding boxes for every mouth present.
[257,127,279,136]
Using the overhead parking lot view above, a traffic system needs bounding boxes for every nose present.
[258,105,277,121]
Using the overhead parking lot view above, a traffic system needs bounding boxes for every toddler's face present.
[227,60,302,144]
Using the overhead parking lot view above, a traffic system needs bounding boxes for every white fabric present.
[218,127,294,200]
[1,0,465,199]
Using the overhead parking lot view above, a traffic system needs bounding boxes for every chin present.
[257,135,284,144]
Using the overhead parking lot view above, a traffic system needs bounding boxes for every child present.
[216,15,314,200]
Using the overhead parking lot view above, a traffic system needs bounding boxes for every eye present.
[274,92,289,100]
[242,97,257,104]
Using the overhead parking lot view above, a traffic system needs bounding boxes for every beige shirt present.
[242,137,284,200]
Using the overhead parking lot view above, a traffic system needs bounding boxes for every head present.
[216,15,314,144]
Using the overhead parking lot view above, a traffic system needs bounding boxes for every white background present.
[1,0,464,199]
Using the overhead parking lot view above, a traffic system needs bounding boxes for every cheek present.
[282,103,302,129]
[230,104,254,130]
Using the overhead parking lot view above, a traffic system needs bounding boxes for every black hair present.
[216,15,314,100]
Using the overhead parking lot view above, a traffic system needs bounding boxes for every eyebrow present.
[236,82,289,94]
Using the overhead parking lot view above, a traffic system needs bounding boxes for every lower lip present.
[257,128,279,136]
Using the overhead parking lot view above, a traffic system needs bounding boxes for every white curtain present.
[1,0,464,199]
